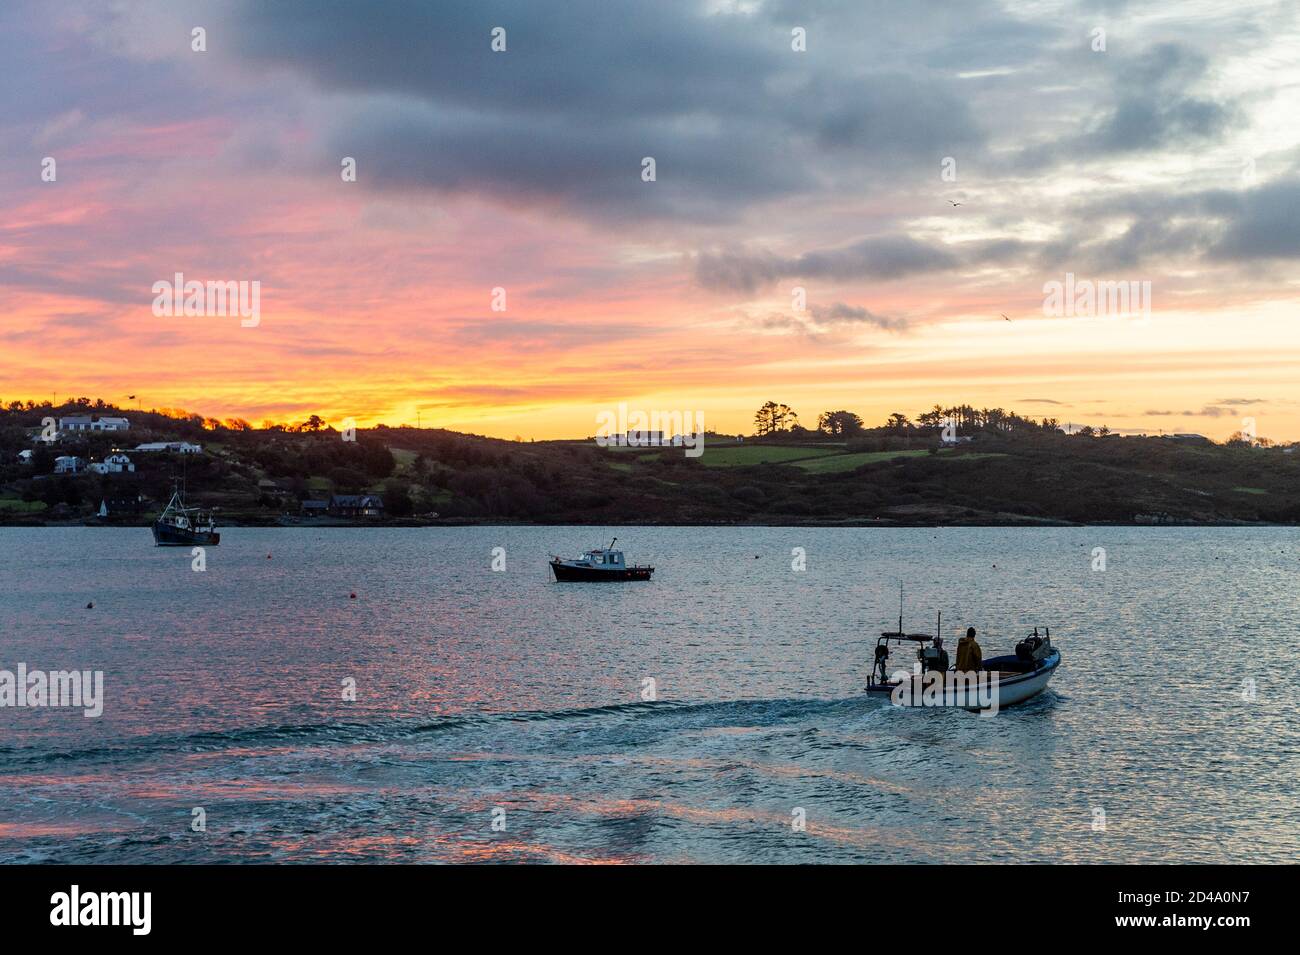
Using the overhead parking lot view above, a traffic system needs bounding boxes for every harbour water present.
[0,526,1295,863]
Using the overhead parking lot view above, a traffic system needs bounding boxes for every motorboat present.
[549,538,653,581]
[865,606,1059,709]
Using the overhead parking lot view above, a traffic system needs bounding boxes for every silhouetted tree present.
[817,410,864,436]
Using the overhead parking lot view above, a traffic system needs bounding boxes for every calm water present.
[0,526,1295,864]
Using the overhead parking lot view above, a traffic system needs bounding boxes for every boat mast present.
[898,581,904,634]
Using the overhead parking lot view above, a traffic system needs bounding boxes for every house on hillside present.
[54,455,84,474]
[300,499,329,517]
[328,494,384,517]
[87,452,135,474]
[16,449,33,463]
[58,415,129,432]
[134,441,202,454]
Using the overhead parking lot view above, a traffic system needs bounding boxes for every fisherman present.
[955,627,983,673]
[930,634,950,672]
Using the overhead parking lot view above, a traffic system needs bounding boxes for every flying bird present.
[1002,313,1011,322]
[948,199,963,207]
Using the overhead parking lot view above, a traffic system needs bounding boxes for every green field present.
[699,445,840,467]
[792,449,932,473]
[1233,486,1269,495]
[0,496,47,513]
[390,448,418,470]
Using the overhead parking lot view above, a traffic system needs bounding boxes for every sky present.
[2,0,1299,441]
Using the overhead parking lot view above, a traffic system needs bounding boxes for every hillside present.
[2,401,1299,526]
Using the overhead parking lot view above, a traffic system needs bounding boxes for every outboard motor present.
[1015,628,1052,663]
[920,644,949,673]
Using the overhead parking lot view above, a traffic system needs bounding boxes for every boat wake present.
[0,695,889,770]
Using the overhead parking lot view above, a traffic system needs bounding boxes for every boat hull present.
[550,561,652,582]
[982,649,1060,707]
[866,649,1060,709]
[152,522,220,546]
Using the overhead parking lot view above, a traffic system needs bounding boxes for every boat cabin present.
[576,548,626,568]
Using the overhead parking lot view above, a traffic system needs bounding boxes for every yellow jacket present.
[956,635,983,672]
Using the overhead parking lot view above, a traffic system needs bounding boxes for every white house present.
[941,434,975,446]
[54,455,84,474]
[134,441,201,454]
[16,449,33,463]
[88,452,134,475]
[57,415,130,433]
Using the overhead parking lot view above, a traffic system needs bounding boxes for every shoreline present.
[1,518,1292,529]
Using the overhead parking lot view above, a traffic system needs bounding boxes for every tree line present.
[754,400,1073,437]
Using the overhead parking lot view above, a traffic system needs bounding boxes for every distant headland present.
[2,399,1298,527]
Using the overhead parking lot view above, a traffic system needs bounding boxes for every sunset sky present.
[2,0,1299,440]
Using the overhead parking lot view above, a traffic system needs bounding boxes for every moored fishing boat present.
[549,539,653,581]
[151,487,220,546]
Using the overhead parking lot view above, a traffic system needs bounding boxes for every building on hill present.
[58,415,129,432]
[134,441,202,454]
[54,455,84,473]
[300,499,329,517]
[87,452,134,474]
[328,494,384,517]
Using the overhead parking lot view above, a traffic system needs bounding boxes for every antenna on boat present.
[897,581,904,634]
[610,537,617,551]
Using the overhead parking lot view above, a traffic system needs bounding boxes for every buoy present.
[266,553,272,559]
[86,601,94,609]
[350,592,357,599]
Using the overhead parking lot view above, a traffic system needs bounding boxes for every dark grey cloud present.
[693,234,1034,293]
[447,318,660,350]
[755,300,906,338]
[1209,179,1300,261]
[1092,45,1238,152]
[1041,166,1300,273]
[206,0,988,222]
[1145,405,1242,418]
[809,302,908,331]
[1012,42,1241,170]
